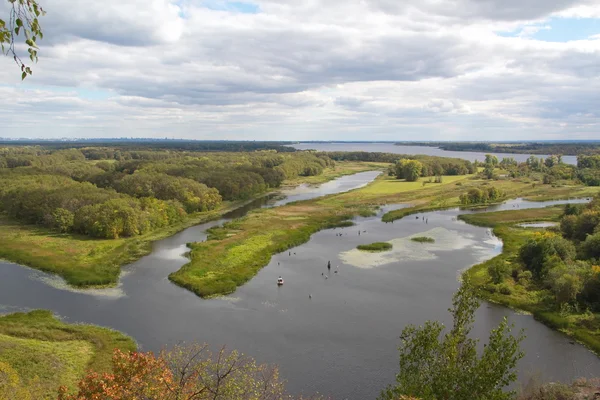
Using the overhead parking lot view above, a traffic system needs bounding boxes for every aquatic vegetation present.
[341,228,475,270]
[410,237,435,243]
[357,242,393,252]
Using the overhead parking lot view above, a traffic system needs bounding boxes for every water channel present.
[0,171,598,399]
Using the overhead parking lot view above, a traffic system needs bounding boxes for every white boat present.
[277,277,284,286]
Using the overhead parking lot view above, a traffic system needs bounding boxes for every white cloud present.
[1,0,600,140]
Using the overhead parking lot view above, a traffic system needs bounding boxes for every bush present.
[485,283,498,293]
[519,236,576,280]
[517,270,533,285]
[499,283,513,295]
[488,260,511,284]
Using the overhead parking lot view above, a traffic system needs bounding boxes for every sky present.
[1,0,599,141]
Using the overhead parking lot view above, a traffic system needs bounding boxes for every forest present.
[0,139,294,152]
[394,141,600,156]
[0,146,333,239]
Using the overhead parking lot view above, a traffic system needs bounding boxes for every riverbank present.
[0,162,383,288]
[169,172,600,298]
[0,310,136,397]
[461,207,600,354]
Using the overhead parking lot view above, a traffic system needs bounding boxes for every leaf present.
[15,26,21,36]
[21,71,27,80]
[16,18,23,27]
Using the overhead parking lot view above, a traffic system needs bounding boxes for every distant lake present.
[290,143,578,165]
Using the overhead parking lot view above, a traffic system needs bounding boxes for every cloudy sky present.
[1,0,599,140]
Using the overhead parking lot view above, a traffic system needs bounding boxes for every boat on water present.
[277,277,284,286]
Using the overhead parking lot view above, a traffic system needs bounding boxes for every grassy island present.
[411,236,435,243]
[357,242,393,252]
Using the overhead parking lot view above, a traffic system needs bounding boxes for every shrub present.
[499,283,513,295]
[485,283,498,293]
[517,270,533,285]
[488,260,511,284]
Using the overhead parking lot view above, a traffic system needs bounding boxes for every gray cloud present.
[1,0,599,140]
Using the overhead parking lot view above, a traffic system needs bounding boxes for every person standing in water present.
[327,261,331,270]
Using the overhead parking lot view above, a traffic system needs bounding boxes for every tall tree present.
[379,277,524,400]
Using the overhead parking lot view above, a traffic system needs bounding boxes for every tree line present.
[394,141,600,156]
[472,154,600,188]
[0,148,334,239]
[485,197,600,313]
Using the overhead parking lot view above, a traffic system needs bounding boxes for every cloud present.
[0,0,599,140]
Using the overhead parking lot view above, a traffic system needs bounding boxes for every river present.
[0,172,598,399]
[290,143,578,166]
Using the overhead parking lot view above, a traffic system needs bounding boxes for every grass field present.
[0,310,136,397]
[458,205,565,227]
[358,174,469,195]
[461,207,600,354]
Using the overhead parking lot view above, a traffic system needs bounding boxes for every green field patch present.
[0,333,92,393]
[0,310,136,397]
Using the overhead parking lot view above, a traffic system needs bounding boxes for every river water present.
[0,172,598,399]
[290,143,578,166]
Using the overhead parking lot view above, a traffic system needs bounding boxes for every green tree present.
[1,0,45,79]
[380,277,524,400]
[484,154,499,166]
[582,232,600,259]
[519,236,576,280]
[488,260,510,284]
[50,208,74,233]
[560,214,578,239]
[483,164,495,180]
[395,159,423,182]
[403,160,423,182]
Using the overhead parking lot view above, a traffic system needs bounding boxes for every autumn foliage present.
[58,344,291,400]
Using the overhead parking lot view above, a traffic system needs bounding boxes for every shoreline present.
[0,163,385,289]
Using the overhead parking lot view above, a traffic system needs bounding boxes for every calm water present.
[0,173,598,399]
[518,222,560,228]
[291,143,578,166]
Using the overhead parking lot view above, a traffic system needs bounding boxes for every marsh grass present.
[357,242,393,252]
[411,237,435,243]
[0,310,136,394]
[0,202,246,287]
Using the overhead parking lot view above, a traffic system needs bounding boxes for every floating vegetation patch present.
[411,236,435,243]
[357,242,393,252]
[34,269,127,299]
[340,227,476,269]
